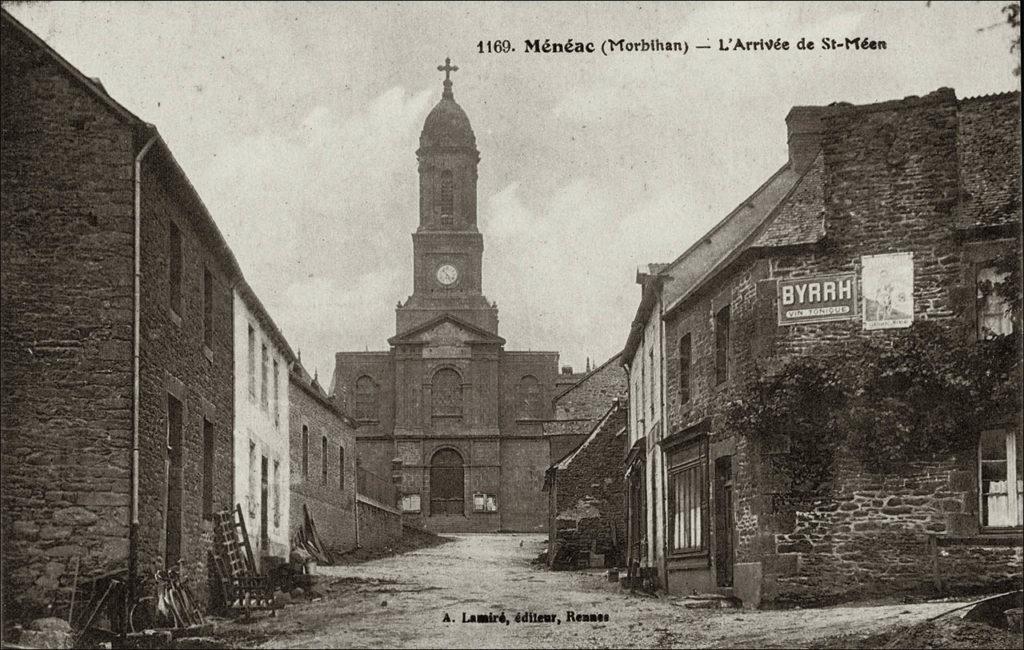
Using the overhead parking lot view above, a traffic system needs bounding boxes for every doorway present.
[429,449,464,515]
[164,395,183,569]
[715,456,734,587]
[260,455,269,553]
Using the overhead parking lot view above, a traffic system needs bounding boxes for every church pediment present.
[388,314,505,347]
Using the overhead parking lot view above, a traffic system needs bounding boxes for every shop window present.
[668,442,707,553]
[980,428,1022,528]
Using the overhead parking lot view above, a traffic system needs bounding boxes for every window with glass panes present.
[979,428,1022,528]
[668,442,707,553]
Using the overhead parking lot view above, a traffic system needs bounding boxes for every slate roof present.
[751,152,826,249]
[549,400,626,472]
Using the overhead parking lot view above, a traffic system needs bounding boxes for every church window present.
[429,448,464,515]
[354,375,380,421]
[437,169,454,226]
[979,428,1022,528]
[977,266,1014,339]
[432,368,463,419]
[517,375,541,420]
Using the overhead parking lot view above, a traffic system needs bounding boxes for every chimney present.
[785,106,828,173]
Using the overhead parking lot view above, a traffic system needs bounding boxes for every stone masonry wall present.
[289,375,357,556]
[1,23,137,620]
[136,150,236,611]
[659,89,1022,606]
[552,355,626,420]
[754,90,1022,606]
[552,405,627,564]
[356,497,403,550]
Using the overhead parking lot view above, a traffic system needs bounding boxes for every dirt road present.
[244,533,975,648]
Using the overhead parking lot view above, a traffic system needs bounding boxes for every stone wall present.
[136,147,236,611]
[549,404,627,566]
[356,496,403,550]
[551,354,626,420]
[0,21,138,618]
[658,89,1022,606]
[1,15,238,619]
[289,372,357,556]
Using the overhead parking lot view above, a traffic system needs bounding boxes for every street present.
[223,534,979,649]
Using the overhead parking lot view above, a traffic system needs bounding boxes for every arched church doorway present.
[430,448,464,516]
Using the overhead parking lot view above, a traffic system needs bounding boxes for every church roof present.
[387,313,505,346]
[419,59,476,150]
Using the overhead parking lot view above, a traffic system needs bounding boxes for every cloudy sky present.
[8,1,1019,381]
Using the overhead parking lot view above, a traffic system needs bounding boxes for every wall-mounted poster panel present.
[777,274,857,325]
[862,252,914,330]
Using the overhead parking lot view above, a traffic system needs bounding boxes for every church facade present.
[330,62,566,533]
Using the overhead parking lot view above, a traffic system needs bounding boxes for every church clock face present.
[436,264,459,286]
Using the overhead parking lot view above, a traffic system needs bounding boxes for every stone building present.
[233,288,296,565]
[330,63,571,533]
[544,401,627,569]
[542,354,627,464]
[1,9,250,617]
[626,87,1022,606]
[289,363,358,556]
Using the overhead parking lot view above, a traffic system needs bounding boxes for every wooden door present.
[715,457,734,587]
[429,449,464,515]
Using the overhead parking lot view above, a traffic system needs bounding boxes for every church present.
[330,60,578,533]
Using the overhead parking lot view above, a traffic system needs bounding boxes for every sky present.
[6,1,1020,382]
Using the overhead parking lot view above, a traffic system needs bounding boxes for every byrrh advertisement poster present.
[862,252,915,330]
[1,2,1021,650]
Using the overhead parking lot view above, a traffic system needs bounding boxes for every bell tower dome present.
[417,57,479,232]
[397,58,498,336]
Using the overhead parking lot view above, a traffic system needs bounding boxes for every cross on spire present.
[438,56,458,98]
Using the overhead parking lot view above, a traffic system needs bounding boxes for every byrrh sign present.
[777,274,858,325]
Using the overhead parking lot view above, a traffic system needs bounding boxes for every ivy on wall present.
[727,254,1022,489]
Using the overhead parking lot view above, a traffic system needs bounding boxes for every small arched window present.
[517,375,541,420]
[354,375,379,421]
[432,368,463,419]
[437,169,454,226]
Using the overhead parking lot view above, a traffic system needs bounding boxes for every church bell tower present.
[396,58,499,335]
